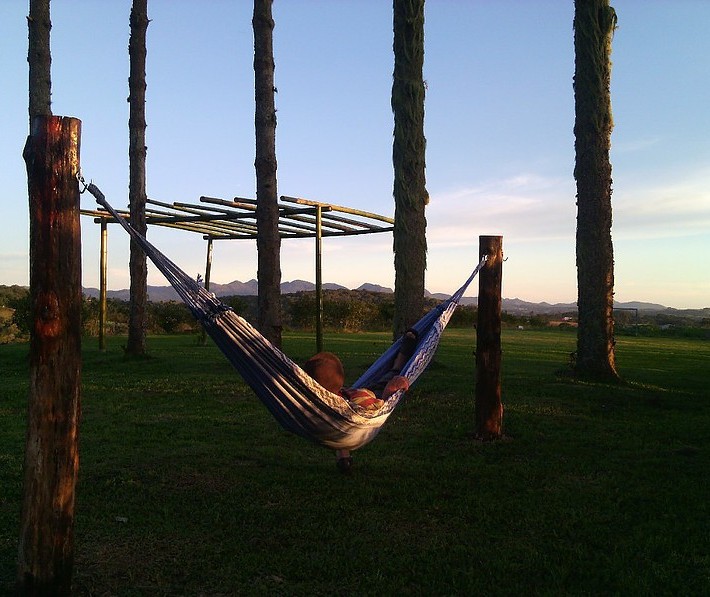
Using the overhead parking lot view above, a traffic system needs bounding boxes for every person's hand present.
[382,375,410,399]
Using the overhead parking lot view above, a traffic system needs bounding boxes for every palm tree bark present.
[126,0,149,356]
[253,0,282,347]
[392,0,428,338]
[27,0,52,123]
[573,0,619,380]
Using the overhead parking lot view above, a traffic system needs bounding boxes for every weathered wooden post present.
[17,115,82,595]
[475,235,504,440]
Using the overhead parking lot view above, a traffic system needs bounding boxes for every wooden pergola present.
[81,194,394,351]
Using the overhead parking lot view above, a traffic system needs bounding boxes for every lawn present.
[1,329,708,595]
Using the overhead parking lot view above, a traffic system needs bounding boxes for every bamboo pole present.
[17,115,82,595]
[280,195,395,224]
[475,235,504,440]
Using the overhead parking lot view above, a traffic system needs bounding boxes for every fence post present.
[475,235,504,440]
[17,115,82,595]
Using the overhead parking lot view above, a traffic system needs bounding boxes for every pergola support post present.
[315,205,324,352]
[199,238,214,346]
[474,235,504,440]
[99,219,108,351]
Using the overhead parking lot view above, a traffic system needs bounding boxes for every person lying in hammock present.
[303,329,419,471]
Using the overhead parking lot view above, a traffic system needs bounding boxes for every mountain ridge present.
[78,280,708,316]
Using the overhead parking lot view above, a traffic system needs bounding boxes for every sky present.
[1,1,709,310]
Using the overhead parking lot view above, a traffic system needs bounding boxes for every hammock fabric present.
[85,182,485,451]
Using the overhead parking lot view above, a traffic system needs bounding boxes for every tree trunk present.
[17,115,82,596]
[253,0,282,347]
[27,0,52,123]
[573,0,619,380]
[392,0,428,338]
[126,0,149,356]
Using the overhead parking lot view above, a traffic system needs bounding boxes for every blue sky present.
[1,1,708,309]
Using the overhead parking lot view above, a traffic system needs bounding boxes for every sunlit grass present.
[1,329,708,594]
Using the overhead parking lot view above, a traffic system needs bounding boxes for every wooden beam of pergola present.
[80,193,394,352]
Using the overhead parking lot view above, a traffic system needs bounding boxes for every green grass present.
[1,329,709,595]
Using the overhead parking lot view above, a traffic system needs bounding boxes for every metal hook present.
[76,171,90,194]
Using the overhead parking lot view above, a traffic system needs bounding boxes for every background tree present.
[27,0,51,124]
[253,0,282,347]
[573,0,619,380]
[392,0,428,338]
[126,0,149,356]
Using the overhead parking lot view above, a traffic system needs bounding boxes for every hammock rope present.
[83,181,486,450]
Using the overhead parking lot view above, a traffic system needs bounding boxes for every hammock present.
[85,182,485,451]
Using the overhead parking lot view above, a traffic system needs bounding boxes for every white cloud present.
[614,169,710,239]
[612,136,661,154]
[427,173,577,247]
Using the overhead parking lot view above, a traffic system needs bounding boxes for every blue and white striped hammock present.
[86,183,485,451]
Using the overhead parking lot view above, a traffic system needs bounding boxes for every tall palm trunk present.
[392,0,428,338]
[126,0,149,356]
[253,0,282,347]
[27,0,51,123]
[573,0,619,380]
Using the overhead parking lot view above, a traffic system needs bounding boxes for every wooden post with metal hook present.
[17,114,82,595]
[475,235,504,440]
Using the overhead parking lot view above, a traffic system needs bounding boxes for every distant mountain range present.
[80,279,709,317]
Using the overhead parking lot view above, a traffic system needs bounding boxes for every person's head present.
[303,351,345,394]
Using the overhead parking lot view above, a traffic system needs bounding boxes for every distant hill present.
[356,283,393,294]
[75,280,709,317]
[613,300,667,311]
[82,279,350,302]
[497,297,578,315]
[3,279,702,319]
